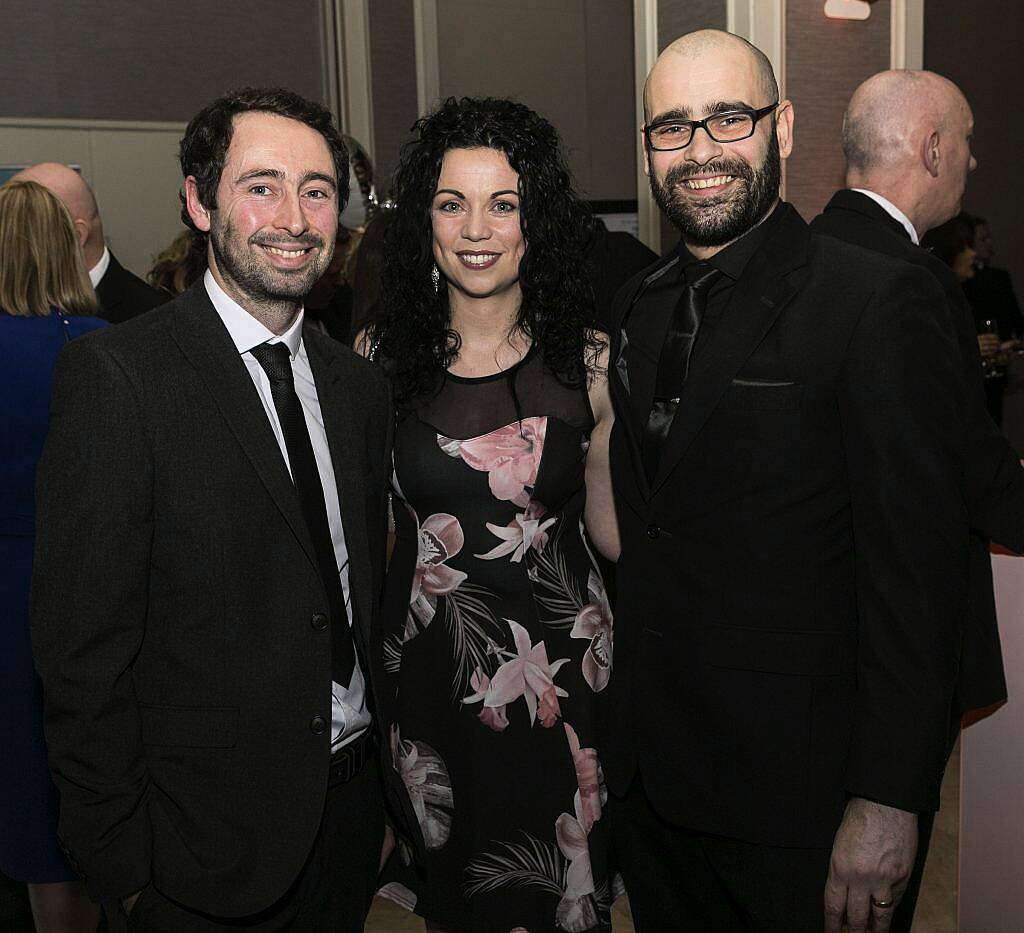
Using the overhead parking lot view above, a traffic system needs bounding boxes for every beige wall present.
[0,121,185,280]
[0,0,332,281]
[960,556,1024,927]
[436,0,635,202]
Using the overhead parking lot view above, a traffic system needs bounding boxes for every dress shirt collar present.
[678,200,784,281]
[204,269,304,358]
[851,189,919,244]
[89,246,111,288]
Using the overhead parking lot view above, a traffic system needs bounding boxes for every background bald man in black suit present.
[10,162,168,323]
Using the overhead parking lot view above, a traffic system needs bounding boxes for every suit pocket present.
[705,625,844,676]
[139,705,238,748]
[719,381,803,410]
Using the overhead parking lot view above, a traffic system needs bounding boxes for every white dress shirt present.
[851,189,920,244]
[204,270,370,749]
[88,246,111,288]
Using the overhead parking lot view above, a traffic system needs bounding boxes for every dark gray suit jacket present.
[31,279,402,914]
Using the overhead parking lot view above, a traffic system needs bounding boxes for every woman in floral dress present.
[361,97,620,932]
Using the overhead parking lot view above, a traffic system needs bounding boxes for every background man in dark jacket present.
[811,69,1022,932]
[11,162,168,322]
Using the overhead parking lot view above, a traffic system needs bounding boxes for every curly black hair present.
[178,87,349,234]
[368,96,600,404]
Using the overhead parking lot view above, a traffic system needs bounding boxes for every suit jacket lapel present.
[169,283,318,571]
[305,332,374,649]
[650,206,809,494]
[609,254,681,504]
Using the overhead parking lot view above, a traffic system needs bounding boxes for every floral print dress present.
[378,346,616,932]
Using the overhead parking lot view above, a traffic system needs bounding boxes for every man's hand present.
[824,798,917,933]
[379,824,396,873]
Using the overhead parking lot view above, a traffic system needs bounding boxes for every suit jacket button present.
[311,612,328,631]
[646,524,661,539]
[310,716,327,735]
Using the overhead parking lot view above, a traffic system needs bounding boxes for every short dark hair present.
[178,87,349,233]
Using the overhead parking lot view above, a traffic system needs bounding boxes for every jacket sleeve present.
[30,338,154,900]
[838,266,966,813]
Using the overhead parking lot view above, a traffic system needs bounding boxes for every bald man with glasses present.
[601,30,970,933]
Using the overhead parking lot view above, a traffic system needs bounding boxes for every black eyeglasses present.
[644,103,779,152]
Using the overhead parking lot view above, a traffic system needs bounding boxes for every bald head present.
[842,71,969,175]
[842,70,975,233]
[645,30,779,122]
[8,162,105,265]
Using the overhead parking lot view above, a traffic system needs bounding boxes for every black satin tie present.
[642,261,721,481]
[250,341,356,685]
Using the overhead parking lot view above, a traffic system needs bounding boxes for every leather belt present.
[328,729,375,787]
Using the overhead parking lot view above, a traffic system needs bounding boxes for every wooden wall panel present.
[925,0,1024,302]
[784,0,890,222]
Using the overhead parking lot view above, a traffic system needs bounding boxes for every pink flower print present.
[462,619,570,728]
[438,416,547,507]
[408,512,468,630]
[564,723,603,833]
[555,793,599,931]
[570,571,613,692]
[389,725,455,850]
[476,501,556,563]
[469,667,509,732]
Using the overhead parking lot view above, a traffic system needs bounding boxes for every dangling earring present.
[431,263,440,292]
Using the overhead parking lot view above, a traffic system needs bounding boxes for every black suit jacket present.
[95,251,170,323]
[812,189,1018,712]
[31,280,405,913]
[604,203,967,849]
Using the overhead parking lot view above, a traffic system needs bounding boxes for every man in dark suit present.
[811,70,1022,931]
[10,162,169,323]
[31,88,404,931]
[604,31,969,933]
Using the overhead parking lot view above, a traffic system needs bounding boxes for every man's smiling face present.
[644,41,792,249]
[203,111,339,306]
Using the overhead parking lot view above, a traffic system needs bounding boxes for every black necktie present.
[642,261,721,480]
[249,341,356,685]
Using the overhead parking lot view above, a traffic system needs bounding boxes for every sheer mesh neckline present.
[444,342,537,384]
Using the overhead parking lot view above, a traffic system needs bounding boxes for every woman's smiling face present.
[431,147,526,302]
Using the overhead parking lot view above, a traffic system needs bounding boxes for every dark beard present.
[210,221,329,304]
[649,131,781,247]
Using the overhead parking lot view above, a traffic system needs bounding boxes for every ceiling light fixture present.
[824,0,872,20]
